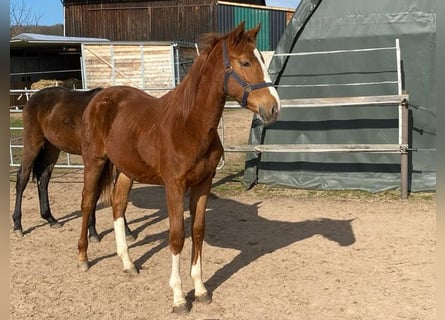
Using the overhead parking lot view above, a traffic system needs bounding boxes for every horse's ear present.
[247,23,261,41]
[232,21,246,43]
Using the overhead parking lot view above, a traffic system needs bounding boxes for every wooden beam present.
[224,144,408,153]
[280,94,409,108]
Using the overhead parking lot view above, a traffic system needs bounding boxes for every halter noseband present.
[222,41,274,108]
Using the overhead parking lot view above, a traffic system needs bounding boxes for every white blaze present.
[253,48,281,111]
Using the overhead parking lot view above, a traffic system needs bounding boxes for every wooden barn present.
[62,0,294,51]
[10,34,198,101]
[9,33,109,106]
[10,0,294,106]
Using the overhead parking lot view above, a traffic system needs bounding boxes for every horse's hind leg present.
[112,170,135,241]
[189,177,213,305]
[88,176,134,243]
[88,176,135,243]
[33,142,62,228]
[111,172,137,274]
[78,158,107,271]
[12,138,45,236]
[13,165,33,236]
[114,170,135,240]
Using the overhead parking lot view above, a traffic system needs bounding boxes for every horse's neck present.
[188,79,226,129]
[165,51,226,132]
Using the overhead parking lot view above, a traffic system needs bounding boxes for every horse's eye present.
[240,60,251,68]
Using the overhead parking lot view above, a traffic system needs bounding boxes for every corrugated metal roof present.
[11,33,109,44]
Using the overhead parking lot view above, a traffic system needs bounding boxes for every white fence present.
[9,40,410,197]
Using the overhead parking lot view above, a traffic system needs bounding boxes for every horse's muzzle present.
[259,103,280,126]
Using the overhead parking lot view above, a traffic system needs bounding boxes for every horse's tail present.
[97,159,115,205]
[31,149,44,182]
[31,147,53,182]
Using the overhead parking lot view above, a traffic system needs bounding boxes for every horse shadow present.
[123,185,356,296]
[24,182,356,296]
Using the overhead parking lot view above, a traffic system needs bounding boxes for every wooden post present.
[400,98,409,199]
[396,39,409,199]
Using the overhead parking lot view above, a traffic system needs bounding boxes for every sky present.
[10,0,300,26]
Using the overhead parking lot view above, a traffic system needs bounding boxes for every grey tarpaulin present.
[244,0,436,192]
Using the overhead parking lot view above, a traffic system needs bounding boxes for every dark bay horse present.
[11,86,133,240]
[78,22,280,314]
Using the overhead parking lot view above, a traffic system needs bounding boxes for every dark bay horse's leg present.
[13,165,33,236]
[166,182,188,314]
[33,142,62,228]
[124,215,135,241]
[87,209,135,243]
[111,172,137,274]
[88,203,100,243]
[88,184,135,243]
[12,138,45,236]
[189,176,213,305]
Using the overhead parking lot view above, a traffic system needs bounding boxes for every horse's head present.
[221,22,281,125]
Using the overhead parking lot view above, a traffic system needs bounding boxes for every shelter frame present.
[225,39,410,199]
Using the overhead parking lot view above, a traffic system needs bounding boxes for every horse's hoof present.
[50,221,63,228]
[89,235,101,243]
[195,293,212,304]
[172,303,189,315]
[126,233,137,242]
[13,229,24,238]
[123,265,139,276]
[77,261,89,272]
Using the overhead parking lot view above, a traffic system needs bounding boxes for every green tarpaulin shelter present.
[244,0,436,192]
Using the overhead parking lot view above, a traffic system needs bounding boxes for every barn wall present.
[81,42,197,97]
[65,0,217,42]
[64,1,293,49]
[217,2,291,51]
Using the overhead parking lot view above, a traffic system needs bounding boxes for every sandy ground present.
[10,109,436,319]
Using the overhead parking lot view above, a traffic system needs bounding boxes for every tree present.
[10,0,42,37]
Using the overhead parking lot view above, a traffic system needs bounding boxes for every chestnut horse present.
[11,86,133,241]
[78,22,280,313]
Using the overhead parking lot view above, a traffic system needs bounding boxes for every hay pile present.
[31,78,82,90]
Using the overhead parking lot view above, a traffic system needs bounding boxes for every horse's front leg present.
[166,183,188,314]
[112,173,137,275]
[189,177,213,304]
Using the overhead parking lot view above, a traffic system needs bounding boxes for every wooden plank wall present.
[65,0,217,42]
[82,43,197,97]
[64,1,293,43]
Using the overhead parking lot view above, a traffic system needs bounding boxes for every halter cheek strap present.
[222,41,274,108]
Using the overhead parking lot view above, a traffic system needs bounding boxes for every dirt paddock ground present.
[10,109,436,319]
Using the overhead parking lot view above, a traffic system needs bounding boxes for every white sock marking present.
[170,254,186,307]
[114,217,134,271]
[191,256,207,297]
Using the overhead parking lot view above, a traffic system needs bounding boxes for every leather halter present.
[222,41,274,108]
